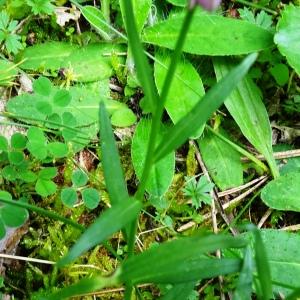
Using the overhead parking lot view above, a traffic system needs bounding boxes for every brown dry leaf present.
[54,6,81,27]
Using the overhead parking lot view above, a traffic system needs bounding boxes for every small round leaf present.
[82,188,100,209]
[2,166,17,181]
[72,169,88,187]
[35,179,57,197]
[11,133,27,150]
[38,167,57,180]
[1,204,28,227]
[61,188,78,207]
[8,151,24,165]
[36,101,53,115]
[111,108,137,127]
[33,77,52,96]
[47,142,68,158]
[53,89,71,107]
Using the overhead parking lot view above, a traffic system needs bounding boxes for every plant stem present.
[101,0,110,24]
[206,125,269,173]
[136,7,196,199]
[234,0,277,15]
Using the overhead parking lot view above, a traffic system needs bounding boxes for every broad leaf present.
[17,42,125,82]
[132,118,175,197]
[143,12,273,55]
[121,234,245,284]
[160,282,197,300]
[154,53,257,162]
[57,197,142,267]
[213,57,279,178]
[274,5,300,75]
[261,172,300,211]
[155,52,205,136]
[198,128,243,190]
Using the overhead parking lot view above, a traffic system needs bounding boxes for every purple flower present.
[190,0,221,11]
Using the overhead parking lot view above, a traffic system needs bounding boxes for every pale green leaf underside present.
[143,13,273,55]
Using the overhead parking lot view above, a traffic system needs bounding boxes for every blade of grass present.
[119,0,158,114]
[99,101,129,206]
[57,197,142,268]
[41,273,120,300]
[154,53,258,162]
[233,246,254,300]
[121,234,246,284]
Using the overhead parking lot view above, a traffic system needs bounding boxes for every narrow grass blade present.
[253,229,272,300]
[99,101,128,206]
[40,273,120,300]
[121,234,246,284]
[57,197,142,267]
[119,0,159,113]
[154,53,258,162]
[233,246,254,300]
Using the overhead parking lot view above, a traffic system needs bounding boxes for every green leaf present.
[53,89,72,107]
[0,219,5,239]
[2,165,17,181]
[233,246,253,300]
[39,275,120,300]
[198,128,243,190]
[27,127,47,144]
[99,102,128,206]
[269,63,289,86]
[72,169,88,187]
[1,203,28,227]
[61,188,78,208]
[110,108,137,127]
[120,0,152,35]
[154,52,205,136]
[165,0,186,6]
[132,119,175,197]
[154,53,257,162]
[11,133,27,150]
[0,60,18,86]
[35,179,57,197]
[121,234,245,284]
[261,172,300,211]
[274,5,300,75]
[47,142,68,158]
[57,197,142,267]
[8,151,24,165]
[80,6,111,40]
[18,42,125,82]
[82,188,100,209]
[35,100,53,115]
[33,76,52,96]
[213,57,279,178]
[0,135,8,151]
[143,12,273,56]
[18,170,37,183]
[38,167,57,180]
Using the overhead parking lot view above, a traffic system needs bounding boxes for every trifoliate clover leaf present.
[183,176,214,209]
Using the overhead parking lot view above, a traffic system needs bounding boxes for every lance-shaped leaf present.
[57,197,142,267]
[121,234,246,284]
[154,53,257,162]
[213,57,279,178]
[143,12,273,55]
